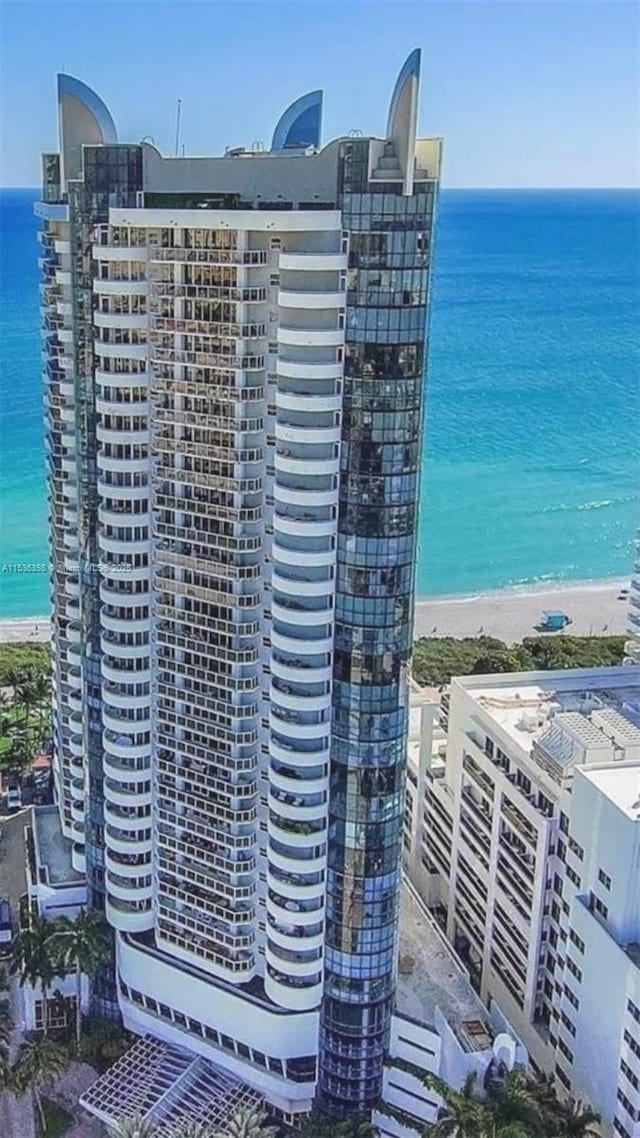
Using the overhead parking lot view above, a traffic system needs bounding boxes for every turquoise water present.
[1,188,638,618]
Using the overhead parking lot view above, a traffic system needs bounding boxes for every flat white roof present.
[456,667,640,761]
[579,762,640,822]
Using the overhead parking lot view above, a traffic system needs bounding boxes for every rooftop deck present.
[396,884,492,1051]
[32,805,83,885]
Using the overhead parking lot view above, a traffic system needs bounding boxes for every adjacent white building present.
[405,665,640,1137]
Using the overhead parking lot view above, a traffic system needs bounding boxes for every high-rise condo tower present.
[37,53,442,1119]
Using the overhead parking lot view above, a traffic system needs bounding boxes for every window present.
[559,812,569,835]
[569,929,585,954]
[568,836,584,861]
[555,1064,571,1090]
[590,892,609,921]
[614,1120,631,1138]
[598,867,612,891]
[617,1089,638,1122]
[628,1000,640,1025]
[566,957,583,983]
[624,1030,640,1059]
[621,1059,639,1091]
[566,866,581,889]
[564,984,580,1011]
[560,1011,576,1038]
[557,1038,573,1065]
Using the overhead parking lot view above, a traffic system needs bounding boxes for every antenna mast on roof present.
[174,99,182,157]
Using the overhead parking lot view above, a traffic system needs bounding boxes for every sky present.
[1,0,638,188]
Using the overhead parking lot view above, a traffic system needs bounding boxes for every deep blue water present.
[1,187,638,618]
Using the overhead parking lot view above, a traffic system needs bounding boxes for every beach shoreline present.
[0,576,631,648]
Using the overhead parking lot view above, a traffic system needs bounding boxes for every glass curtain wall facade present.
[319,141,437,1115]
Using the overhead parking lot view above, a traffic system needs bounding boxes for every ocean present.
[0,188,638,619]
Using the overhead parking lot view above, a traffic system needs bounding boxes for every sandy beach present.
[0,579,631,648]
[414,579,630,645]
[0,618,51,644]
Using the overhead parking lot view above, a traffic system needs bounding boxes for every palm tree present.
[111,1114,158,1138]
[11,1037,69,1132]
[422,1072,486,1136]
[548,1098,600,1138]
[484,1068,547,1137]
[51,908,111,1045]
[212,1104,278,1138]
[166,1121,218,1138]
[30,670,51,742]
[10,914,63,1036]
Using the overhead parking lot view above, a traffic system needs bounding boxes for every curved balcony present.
[72,846,86,875]
[105,874,153,904]
[101,610,149,636]
[265,942,322,978]
[103,684,150,712]
[67,689,83,716]
[270,657,332,686]
[70,805,85,830]
[95,368,149,390]
[271,572,333,599]
[102,660,151,686]
[96,396,149,418]
[69,777,85,803]
[65,576,80,599]
[67,621,82,645]
[278,290,344,310]
[279,252,347,272]
[98,533,151,557]
[266,867,325,902]
[104,801,151,831]
[264,970,322,1012]
[270,686,330,716]
[105,849,151,879]
[100,582,150,609]
[94,311,148,330]
[94,340,147,362]
[68,734,84,759]
[274,485,338,510]
[267,919,325,956]
[271,599,332,627]
[270,766,328,798]
[105,897,153,933]
[97,453,150,475]
[271,543,335,569]
[100,633,149,660]
[268,845,326,876]
[274,452,339,478]
[275,422,341,447]
[103,754,150,784]
[63,530,80,552]
[276,359,343,381]
[269,737,330,766]
[103,784,151,817]
[106,826,152,857]
[270,629,333,656]
[102,705,151,736]
[60,456,77,476]
[269,794,327,824]
[92,244,148,261]
[93,279,148,296]
[103,731,150,761]
[97,479,148,502]
[96,424,150,447]
[269,709,329,741]
[274,516,336,539]
[98,507,150,532]
[267,816,326,850]
[278,326,344,350]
